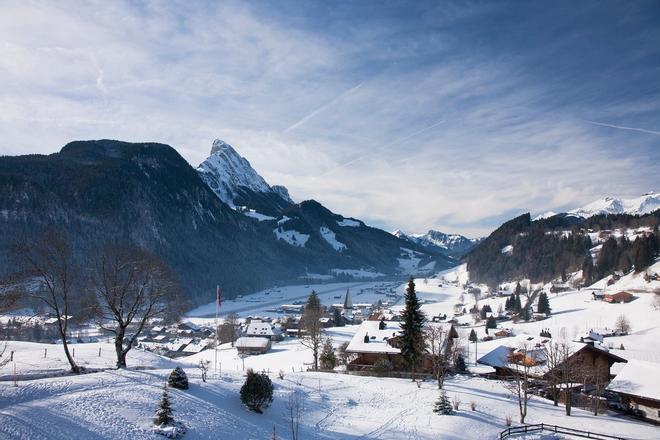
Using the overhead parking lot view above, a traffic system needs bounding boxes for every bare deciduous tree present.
[218,312,240,346]
[614,314,631,335]
[426,324,456,389]
[504,343,534,424]
[299,291,323,371]
[89,244,183,368]
[287,386,305,440]
[10,230,82,373]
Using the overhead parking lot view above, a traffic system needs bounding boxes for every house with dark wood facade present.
[345,320,458,374]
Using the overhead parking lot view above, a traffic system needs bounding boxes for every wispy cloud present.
[0,1,658,236]
[584,120,660,136]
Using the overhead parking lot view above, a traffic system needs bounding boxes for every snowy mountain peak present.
[197,139,292,209]
[210,139,234,156]
[393,229,481,257]
[568,192,659,218]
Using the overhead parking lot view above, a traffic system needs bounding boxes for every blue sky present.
[1,0,658,236]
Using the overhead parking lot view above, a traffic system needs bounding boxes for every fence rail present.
[499,423,627,440]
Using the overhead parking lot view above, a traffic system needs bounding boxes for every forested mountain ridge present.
[466,210,660,288]
[0,140,451,306]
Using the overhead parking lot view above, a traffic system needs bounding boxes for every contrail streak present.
[317,118,445,177]
[283,82,363,133]
[584,120,660,136]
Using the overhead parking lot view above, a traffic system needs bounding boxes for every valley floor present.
[2,263,660,439]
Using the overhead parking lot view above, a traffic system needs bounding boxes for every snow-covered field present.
[2,263,660,439]
[2,363,658,440]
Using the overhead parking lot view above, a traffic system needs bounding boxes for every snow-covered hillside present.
[534,192,659,220]
[569,192,659,218]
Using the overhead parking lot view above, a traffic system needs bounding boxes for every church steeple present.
[343,288,353,310]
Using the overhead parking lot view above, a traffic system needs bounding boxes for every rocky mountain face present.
[197,140,293,216]
[393,230,482,259]
[0,139,452,306]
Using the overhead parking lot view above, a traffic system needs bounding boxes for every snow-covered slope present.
[197,139,293,213]
[551,192,659,219]
[394,229,481,257]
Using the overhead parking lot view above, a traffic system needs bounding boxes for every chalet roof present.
[346,320,455,355]
[246,320,281,336]
[607,360,660,402]
[235,337,270,349]
[477,334,626,376]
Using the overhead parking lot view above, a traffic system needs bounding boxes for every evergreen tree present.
[399,277,426,380]
[319,338,337,370]
[485,316,497,329]
[240,369,274,413]
[479,304,492,320]
[454,354,467,372]
[333,308,344,327]
[582,253,595,286]
[433,390,454,415]
[537,292,551,315]
[154,384,174,426]
[514,282,522,296]
[167,366,189,390]
[468,329,477,343]
[514,293,522,313]
[379,317,386,330]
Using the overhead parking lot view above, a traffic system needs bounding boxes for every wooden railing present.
[499,423,627,440]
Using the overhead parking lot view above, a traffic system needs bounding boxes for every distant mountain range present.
[534,192,660,220]
[392,230,482,259]
[0,139,452,305]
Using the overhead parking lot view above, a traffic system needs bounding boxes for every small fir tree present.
[240,369,274,413]
[454,354,467,372]
[319,338,337,370]
[379,317,386,330]
[468,329,477,343]
[433,390,454,415]
[168,366,189,390]
[333,308,344,327]
[486,316,497,330]
[154,384,174,426]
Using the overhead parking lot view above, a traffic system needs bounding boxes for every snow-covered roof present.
[346,320,454,355]
[607,360,660,402]
[246,320,281,336]
[235,337,270,349]
[477,334,617,376]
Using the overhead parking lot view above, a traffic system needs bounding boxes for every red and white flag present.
[216,285,222,307]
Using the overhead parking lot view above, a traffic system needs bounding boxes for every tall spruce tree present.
[399,277,426,381]
[582,253,595,286]
[537,292,551,315]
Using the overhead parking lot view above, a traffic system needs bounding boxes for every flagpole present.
[215,285,219,377]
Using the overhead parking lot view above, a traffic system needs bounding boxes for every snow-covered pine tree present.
[399,276,426,381]
[154,384,174,427]
[168,366,189,390]
[433,390,454,415]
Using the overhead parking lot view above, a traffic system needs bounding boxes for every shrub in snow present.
[433,390,454,415]
[153,384,186,438]
[505,415,513,427]
[278,369,285,380]
[452,395,461,411]
[168,367,189,390]
[319,338,337,370]
[240,368,273,413]
[372,358,393,375]
[470,401,477,411]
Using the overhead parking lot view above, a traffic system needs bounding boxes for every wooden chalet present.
[607,360,660,424]
[345,320,458,374]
